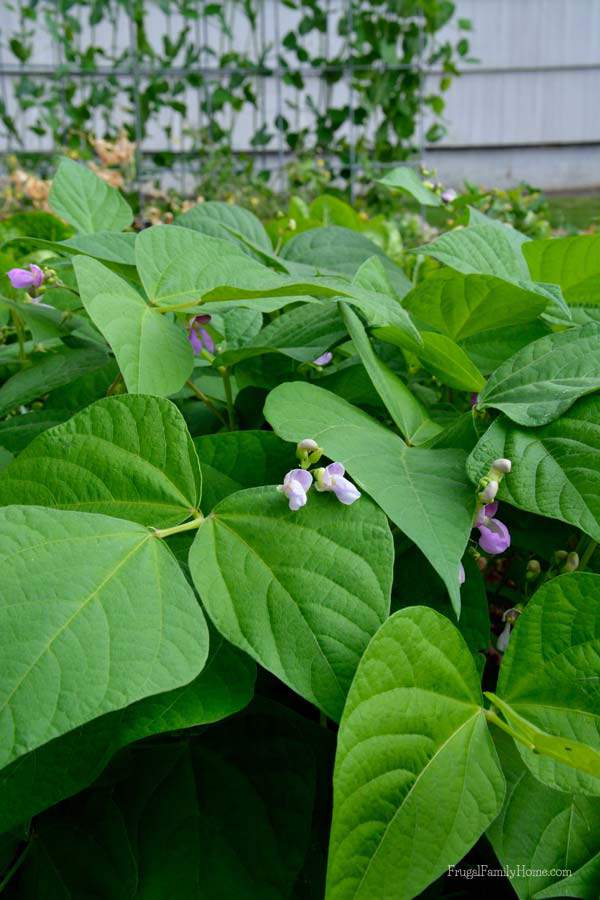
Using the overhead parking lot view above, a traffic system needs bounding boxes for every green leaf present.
[62,231,137,265]
[403,272,549,340]
[478,323,600,426]
[375,325,486,392]
[488,729,600,900]
[496,572,600,795]
[281,226,411,297]
[0,506,208,769]
[135,225,271,308]
[0,395,201,528]
[352,255,404,300]
[49,158,132,234]
[7,710,317,899]
[4,232,137,268]
[325,607,505,900]
[0,346,109,416]
[194,430,295,512]
[461,321,551,374]
[341,304,440,444]
[189,487,393,720]
[176,199,273,252]
[467,396,600,542]
[377,165,442,206]
[524,234,600,295]
[73,256,193,395]
[264,382,474,613]
[0,409,71,454]
[418,223,530,281]
[417,223,571,324]
[0,634,255,833]
[216,302,346,366]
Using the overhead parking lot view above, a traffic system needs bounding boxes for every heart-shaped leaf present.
[326,607,505,900]
[478,323,600,425]
[0,395,201,527]
[403,272,549,340]
[0,506,208,769]
[49,158,132,234]
[189,487,393,720]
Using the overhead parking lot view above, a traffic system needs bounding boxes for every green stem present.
[153,514,204,540]
[11,310,27,365]
[0,839,31,892]
[219,366,236,430]
[580,539,598,570]
[484,708,535,750]
[185,379,228,426]
[106,372,125,396]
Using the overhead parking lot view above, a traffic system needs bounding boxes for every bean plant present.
[0,158,599,899]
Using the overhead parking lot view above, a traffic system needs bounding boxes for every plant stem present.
[153,514,204,540]
[11,311,27,365]
[0,840,31,892]
[580,538,598,570]
[185,379,228,426]
[106,372,125,396]
[219,366,236,430]
[483,708,535,751]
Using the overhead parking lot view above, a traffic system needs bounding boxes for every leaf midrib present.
[349,710,482,898]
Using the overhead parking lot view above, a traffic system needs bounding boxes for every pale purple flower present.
[496,620,511,653]
[298,438,318,451]
[7,264,44,290]
[315,462,361,505]
[188,314,215,355]
[458,562,465,585]
[441,188,458,204]
[278,468,313,511]
[475,502,511,555]
[313,351,333,366]
[497,607,521,653]
[492,458,512,475]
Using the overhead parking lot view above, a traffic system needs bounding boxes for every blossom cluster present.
[278,439,360,511]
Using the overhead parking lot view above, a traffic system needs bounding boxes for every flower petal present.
[478,518,510,555]
[292,468,313,492]
[7,267,35,289]
[332,476,361,505]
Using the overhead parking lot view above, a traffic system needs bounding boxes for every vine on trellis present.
[0,0,471,182]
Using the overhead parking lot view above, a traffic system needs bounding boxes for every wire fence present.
[0,0,439,201]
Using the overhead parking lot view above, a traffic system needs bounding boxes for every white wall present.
[1,0,599,190]
[427,0,600,189]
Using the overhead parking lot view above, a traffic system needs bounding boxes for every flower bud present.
[562,551,579,573]
[481,480,498,502]
[298,439,318,452]
[496,621,511,653]
[492,458,512,474]
[526,559,541,581]
[296,438,323,468]
[441,188,457,204]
